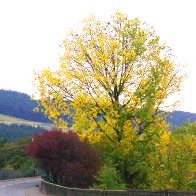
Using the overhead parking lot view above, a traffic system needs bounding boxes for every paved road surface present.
[0,177,46,196]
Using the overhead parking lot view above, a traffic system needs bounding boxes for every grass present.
[0,114,53,129]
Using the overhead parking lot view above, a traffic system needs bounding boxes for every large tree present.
[34,12,184,187]
[34,12,182,142]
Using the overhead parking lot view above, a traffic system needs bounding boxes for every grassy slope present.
[0,114,53,129]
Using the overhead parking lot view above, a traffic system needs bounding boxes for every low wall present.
[41,179,196,196]
[0,169,43,180]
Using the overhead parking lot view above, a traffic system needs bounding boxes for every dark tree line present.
[0,123,46,142]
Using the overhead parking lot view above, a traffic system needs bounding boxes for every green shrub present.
[93,164,126,190]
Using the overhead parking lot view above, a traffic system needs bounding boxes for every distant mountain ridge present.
[0,89,196,127]
[0,114,52,129]
[167,110,196,127]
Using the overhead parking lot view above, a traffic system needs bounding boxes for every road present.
[0,177,45,196]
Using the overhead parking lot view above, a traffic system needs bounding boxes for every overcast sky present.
[0,0,196,112]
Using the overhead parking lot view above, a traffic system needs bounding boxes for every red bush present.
[26,128,101,188]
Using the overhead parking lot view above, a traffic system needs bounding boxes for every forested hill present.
[0,89,50,123]
[0,89,196,127]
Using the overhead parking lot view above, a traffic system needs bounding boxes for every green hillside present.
[0,114,53,129]
[0,114,54,142]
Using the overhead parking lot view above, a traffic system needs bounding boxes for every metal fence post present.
[127,189,130,196]
[102,189,106,196]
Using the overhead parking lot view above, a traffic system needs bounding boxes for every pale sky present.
[0,0,196,112]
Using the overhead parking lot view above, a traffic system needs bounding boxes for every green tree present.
[0,138,10,168]
[0,137,35,170]
[0,138,10,148]
[34,12,183,187]
[166,121,196,190]
[93,164,126,190]
[147,121,196,190]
